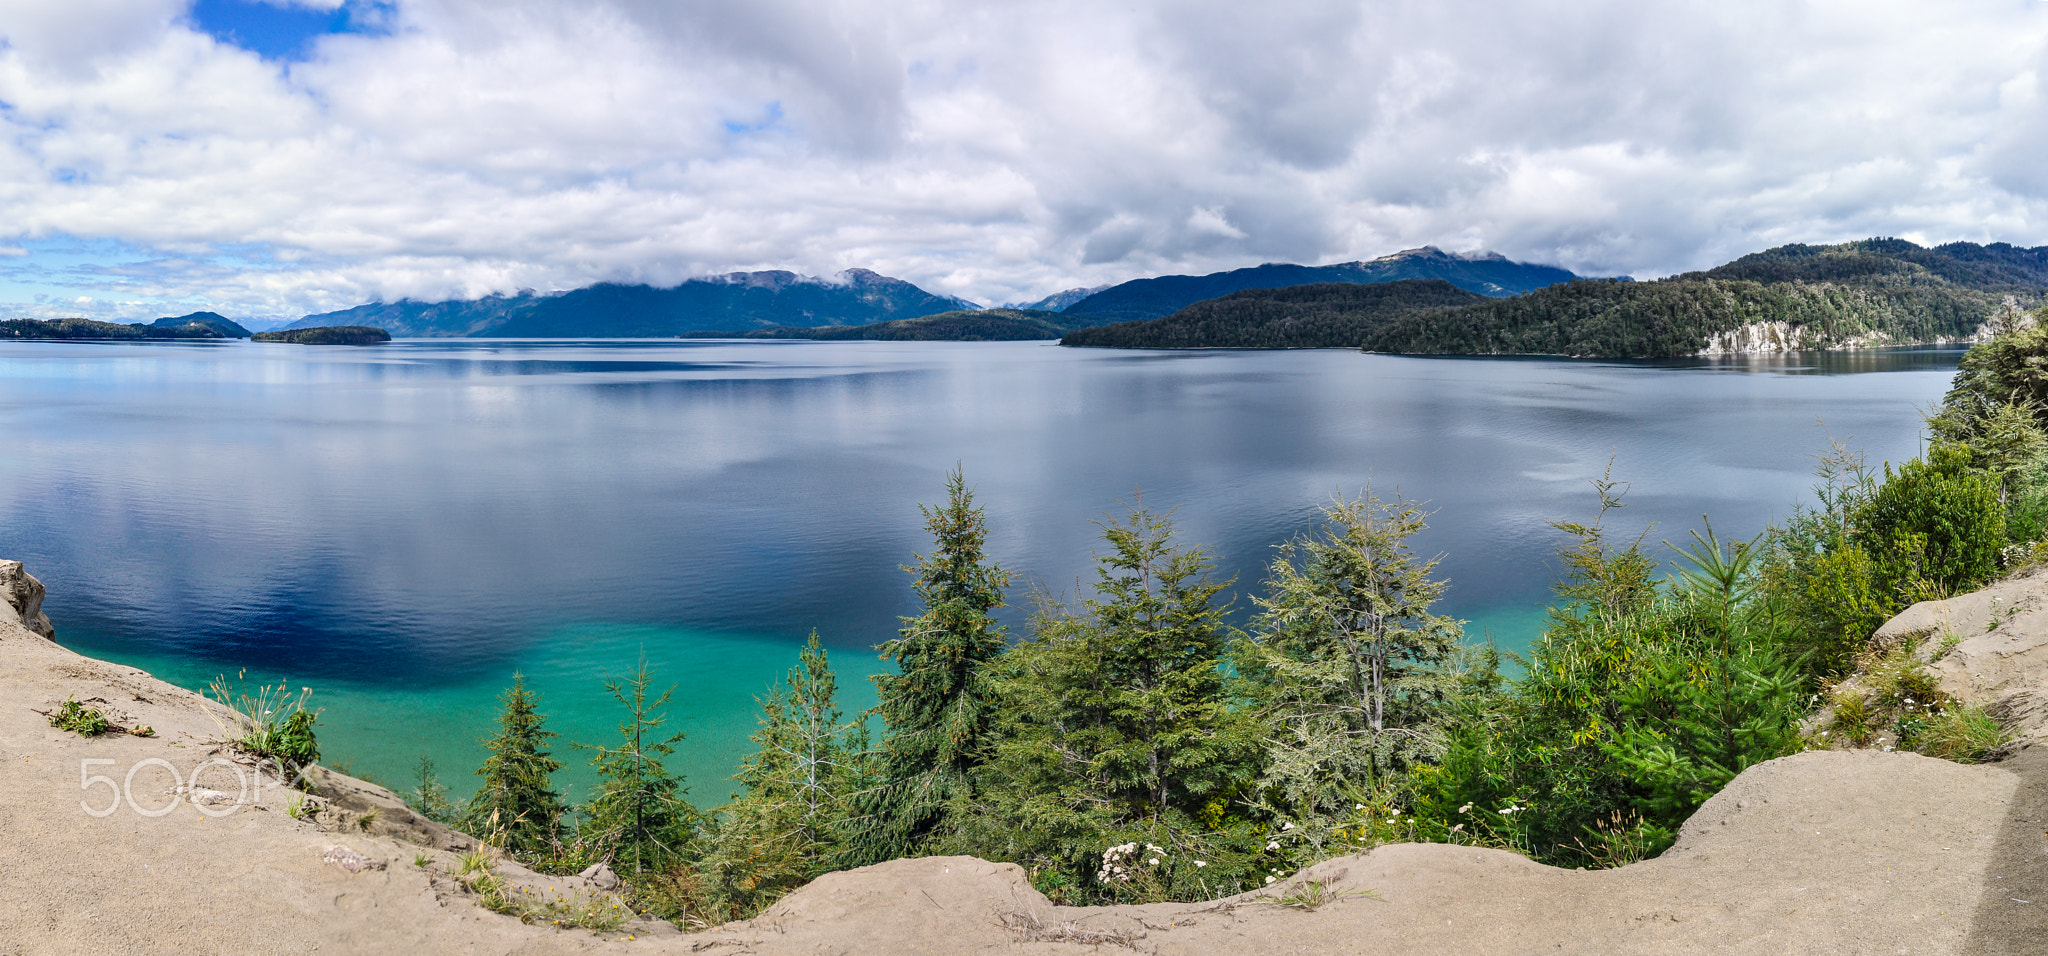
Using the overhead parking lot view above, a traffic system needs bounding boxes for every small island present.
[252,325,392,345]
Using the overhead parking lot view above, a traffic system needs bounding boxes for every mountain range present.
[285,269,980,338]
[281,248,1582,338]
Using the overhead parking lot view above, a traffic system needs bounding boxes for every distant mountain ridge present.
[1056,247,1584,324]
[287,269,981,338]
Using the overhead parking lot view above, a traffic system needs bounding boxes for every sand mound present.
[2,560,2043,954]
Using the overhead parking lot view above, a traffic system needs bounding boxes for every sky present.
[4,0,2048,322]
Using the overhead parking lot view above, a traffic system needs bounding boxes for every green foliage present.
[954,504,1263,903]
[1,317,225,340]
[250,325,392,344]
[1236,491,1463,853]
[407,756,459,825]
[1765,434,2006,678]
[1059,251,1575,325]
[464,675,568,860]
[852,468,1014,864]
[206,674,321,777]
[1060,280,1488,349]
[47,696,112,737]
[693,632,871,921]
[1813,640,2013,761]
[1904,704,2012,763]
[1859,446,2005,597]
[1360,274,2002,359]
[579,656,698,877]
[1413,492,1805,868]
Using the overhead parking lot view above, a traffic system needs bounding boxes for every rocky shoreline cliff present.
[3,559,2043,954]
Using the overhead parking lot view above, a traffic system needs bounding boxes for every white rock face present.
[1695,321,1815,355]
[0,559,54,640]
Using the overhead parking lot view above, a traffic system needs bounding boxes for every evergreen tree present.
[580,656,696,876]
[699,633,867,919]
[1239,491,1463,849]
[406,755,458,825]
[463,674,567,859]
[853,468,1013,863]
[962,505,1258,900]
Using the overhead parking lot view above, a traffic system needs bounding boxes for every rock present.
[0,560,55,640]
[578,862,621,891]
[320,845,385,874]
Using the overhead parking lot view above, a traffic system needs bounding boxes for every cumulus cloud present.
[1,0,2046,317]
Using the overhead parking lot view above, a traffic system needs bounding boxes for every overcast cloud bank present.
[4,0,2048,319]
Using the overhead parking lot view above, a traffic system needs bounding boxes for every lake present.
[0,338,1960,803]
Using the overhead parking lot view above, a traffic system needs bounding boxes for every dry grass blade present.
[997,911,1143,948]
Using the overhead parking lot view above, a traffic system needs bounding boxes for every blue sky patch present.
[188,0,394,61]
[723,101,786,136]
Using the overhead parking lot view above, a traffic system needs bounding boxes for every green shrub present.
[1860,445,2006,598]
[1795,543,1892,675]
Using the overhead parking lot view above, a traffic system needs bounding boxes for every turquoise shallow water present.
[0,339,1962,805]
[59,622,884,805]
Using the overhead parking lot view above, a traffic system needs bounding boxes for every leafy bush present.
[1859,445,2005,597]
[48,696,112,737]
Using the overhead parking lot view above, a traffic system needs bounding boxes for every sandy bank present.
[2,560,2043,954]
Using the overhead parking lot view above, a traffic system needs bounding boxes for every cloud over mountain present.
[3,0,2048,318]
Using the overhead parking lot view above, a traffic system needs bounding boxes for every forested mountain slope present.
[1058,246,1581,324]
[1060,280,1488,348]
[1360,239,2045,357]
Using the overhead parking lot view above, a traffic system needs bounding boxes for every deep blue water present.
[0,338,1960,800]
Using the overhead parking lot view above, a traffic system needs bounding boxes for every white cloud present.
[0,0,2046,318]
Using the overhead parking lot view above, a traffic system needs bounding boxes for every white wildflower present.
[1194,861,1207,868]
[1265,876,1276,885]
[1281,821,1294,831]
[1266,840,1280,851]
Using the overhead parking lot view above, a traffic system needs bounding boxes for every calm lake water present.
[0,338,1960,802]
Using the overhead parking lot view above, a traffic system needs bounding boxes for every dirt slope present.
[2,560,2042,954]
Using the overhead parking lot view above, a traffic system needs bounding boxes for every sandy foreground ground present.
[2,558,2045,955]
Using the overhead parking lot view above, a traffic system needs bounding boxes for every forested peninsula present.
[1061,279,1488,348]
[2,316,231,340]
[1066,239,2048,357]
[682,308,1080,341]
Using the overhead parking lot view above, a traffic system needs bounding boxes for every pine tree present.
[463,674,567,859]
[700,632,867,918]
[580,655,696,876]
[853,467,1012,863]
[962,505,1257,898]
[1240,491,1463,846]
